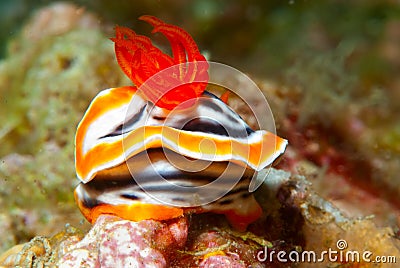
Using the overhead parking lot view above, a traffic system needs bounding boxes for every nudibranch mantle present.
[74,15,287,231]
[76,86,286,184]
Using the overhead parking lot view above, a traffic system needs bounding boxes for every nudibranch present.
[74,15,287,231]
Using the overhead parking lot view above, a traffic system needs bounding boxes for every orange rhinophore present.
[220,91,230,104]
[74,16,287,231]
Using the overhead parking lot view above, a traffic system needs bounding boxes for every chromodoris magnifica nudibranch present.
[74,15,287,231]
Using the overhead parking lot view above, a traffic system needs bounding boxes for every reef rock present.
[58,215,188,267]
[1,168,400,267]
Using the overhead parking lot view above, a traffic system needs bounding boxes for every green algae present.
[1,29,130,157]
[379,124,400,154]
[0,8,129,252]
[285,42,357,127]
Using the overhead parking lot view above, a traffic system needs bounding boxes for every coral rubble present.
[2,168,399,267]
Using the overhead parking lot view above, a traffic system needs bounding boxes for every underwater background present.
[0,0,399,266]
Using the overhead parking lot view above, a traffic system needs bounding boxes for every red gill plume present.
[111,15,209,110]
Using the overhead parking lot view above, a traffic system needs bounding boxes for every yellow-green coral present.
[1,29,129,156]
[0,7,129,252]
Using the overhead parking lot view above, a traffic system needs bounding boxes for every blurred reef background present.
[0,0,400,267]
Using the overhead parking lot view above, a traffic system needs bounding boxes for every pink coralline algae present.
[199,255,246,267]
[55,214,267,267]
[58,215,188,267]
